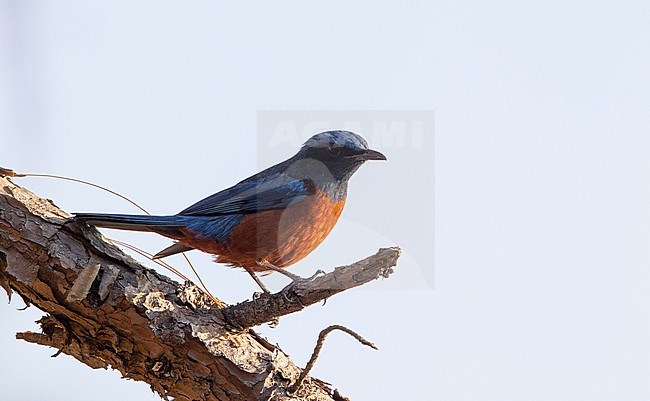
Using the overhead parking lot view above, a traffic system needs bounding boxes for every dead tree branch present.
[0,175,401,401]
[223,248,400,329]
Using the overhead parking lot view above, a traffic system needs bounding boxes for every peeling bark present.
[0,176,401,400]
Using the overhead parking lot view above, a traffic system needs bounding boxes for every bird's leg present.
[243,267,271,294]
[257,260,303,281]
[256,260,314,308]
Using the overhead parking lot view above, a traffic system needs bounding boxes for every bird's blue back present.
[174,164,313,242]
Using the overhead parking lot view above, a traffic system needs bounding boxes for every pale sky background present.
[1,1,650,400]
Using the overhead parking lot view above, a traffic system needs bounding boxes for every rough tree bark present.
[0,174,401,401]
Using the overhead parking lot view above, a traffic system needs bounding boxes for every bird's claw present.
[307,269,326,280]
[281,289,307,308]
[288,269,326,286]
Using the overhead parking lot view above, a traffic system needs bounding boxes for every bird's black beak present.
[359,149,387,161]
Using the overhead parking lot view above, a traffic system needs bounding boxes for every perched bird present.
[75,131,386,291]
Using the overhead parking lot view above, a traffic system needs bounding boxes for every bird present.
[74,130,386,292]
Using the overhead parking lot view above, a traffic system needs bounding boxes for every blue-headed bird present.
[74,131,386,291]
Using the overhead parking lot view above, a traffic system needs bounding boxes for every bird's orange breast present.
[214,190,346,270]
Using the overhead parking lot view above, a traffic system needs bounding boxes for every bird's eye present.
[327,145,341,155]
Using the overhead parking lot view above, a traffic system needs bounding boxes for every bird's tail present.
[74,213,185,237]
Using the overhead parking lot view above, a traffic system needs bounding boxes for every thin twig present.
[109,240,191,283]
[288,325,378,393]
[181,252,217,303]
[21,173,150,214]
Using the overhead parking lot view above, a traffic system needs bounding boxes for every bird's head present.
[292,130,386,183]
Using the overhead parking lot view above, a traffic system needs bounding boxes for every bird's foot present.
[257,260,324,285]
[275,268,303,282]
[307,269,326,281]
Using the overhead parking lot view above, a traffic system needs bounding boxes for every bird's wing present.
[178,173,311,216]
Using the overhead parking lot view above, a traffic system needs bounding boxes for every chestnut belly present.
[214,196,346,270]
